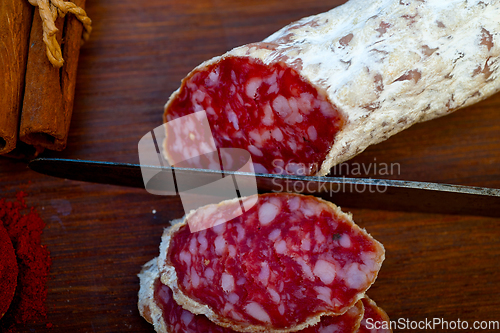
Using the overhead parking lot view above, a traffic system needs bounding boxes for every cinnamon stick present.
[20,0,86,151]
[61,0,86,146]
[0,0,33,154]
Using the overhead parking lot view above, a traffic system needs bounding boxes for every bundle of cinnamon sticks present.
[0,0,88,158]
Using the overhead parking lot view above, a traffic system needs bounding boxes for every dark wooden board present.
[1,0,500,331]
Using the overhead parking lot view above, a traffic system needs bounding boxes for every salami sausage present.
[138,258,367,333]
[157,193,385,332]
[357,296,392,333]
[301,300,364,333]
[163,0,500,175]
[138,258,234,333]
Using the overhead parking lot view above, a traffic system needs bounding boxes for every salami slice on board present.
[157,193,385,332]
[357,296,392,333]
[138,258,367,333]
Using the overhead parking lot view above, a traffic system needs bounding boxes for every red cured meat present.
[163,0,500,176]
[164,57,342,176]
[155,277,236,333]
[138,257,365,333]
[357,297,392,333]
[299,299,364,333]
[154,277,365,333]
[159,193,385,332]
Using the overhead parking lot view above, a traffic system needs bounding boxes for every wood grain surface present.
[1,0,499,332]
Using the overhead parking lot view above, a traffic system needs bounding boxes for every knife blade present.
[28,157,500,217]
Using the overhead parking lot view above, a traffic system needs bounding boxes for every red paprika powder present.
[0,191,52,331]
[0,223,18,319]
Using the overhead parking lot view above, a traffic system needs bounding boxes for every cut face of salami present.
[160,271,364,333]
[154,276,236,333]
[164,57,342,175]
[155,281,365,333]
[158,193,385,332]
[300,299,364,333]
[138,257,368,333]
[164,0,500,176]
[357,296,392,333]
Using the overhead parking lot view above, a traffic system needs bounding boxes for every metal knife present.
[28,157,500,217]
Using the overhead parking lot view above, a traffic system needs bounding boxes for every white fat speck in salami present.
[157,193,384,332]
[245,302,271,323]
[313,260,337,285]
[258,202,281,226]
[221,273,235,293]
[163,0,500,176]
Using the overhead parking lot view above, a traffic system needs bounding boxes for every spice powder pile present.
[0,191,52,331]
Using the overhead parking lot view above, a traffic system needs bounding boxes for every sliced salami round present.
[157,193,385,332]
[163,0,500,175]
[138,257,366,333]
[357,296,392,333]
[138,258,233,333]
[301,299,364,333]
